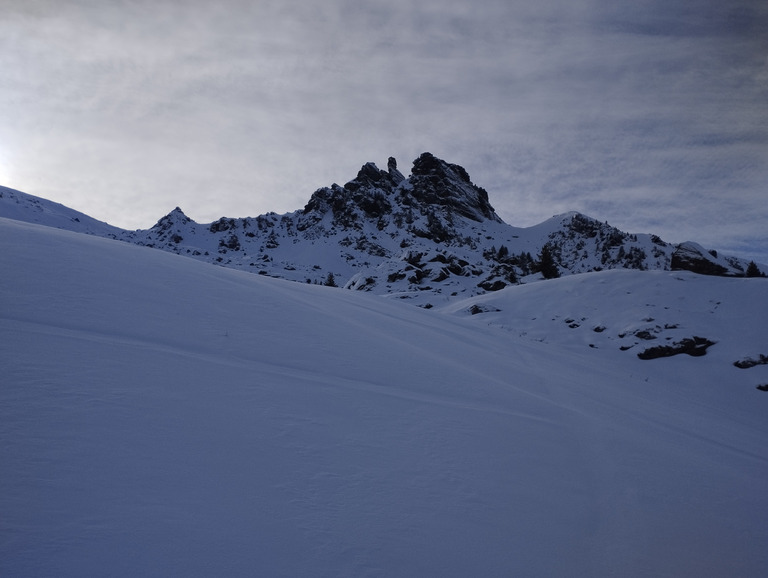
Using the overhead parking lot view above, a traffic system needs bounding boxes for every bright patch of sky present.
[0,0,766,262]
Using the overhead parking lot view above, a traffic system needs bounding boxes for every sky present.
[1,0,767,262]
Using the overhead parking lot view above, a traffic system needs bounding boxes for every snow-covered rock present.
[671,241,747,276]
[0,155,763,308]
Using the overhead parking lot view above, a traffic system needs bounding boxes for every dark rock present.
[477,280,507,292]
[387,157,405,184]
[734,354,768,369]
[219,233,241,251]
[210,217,236,233]
[469,304,501,315]
[432,268,450,282]
[344,162,396,193]
[404,152,500,223]
[671,242,730,276]
[637,336,715,360]
[634,330,657,340]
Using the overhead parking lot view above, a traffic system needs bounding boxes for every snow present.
[2,167,761,313]
[0,185,123,236]
[2,216,767,577]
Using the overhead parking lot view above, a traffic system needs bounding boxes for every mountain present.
[2,216,767,577]
[0,184,122,237]
[1,153,762,309]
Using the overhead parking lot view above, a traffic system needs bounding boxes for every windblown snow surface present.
[2,217,767,577]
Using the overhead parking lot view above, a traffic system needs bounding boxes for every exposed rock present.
[477,279,507,292]
[387,157,405,184]
[671,242,740,276]
[734,354,768,369]
[637,336,715,360]
[210,217,236,233]
[344,162,397,194]
[404,152,500,223]
[469,304,501,315]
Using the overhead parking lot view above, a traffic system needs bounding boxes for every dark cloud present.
[0,0,766,262]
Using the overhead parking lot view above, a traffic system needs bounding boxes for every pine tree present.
[324,272,338,287]
[538,245,560,279]
[746,261,763,278]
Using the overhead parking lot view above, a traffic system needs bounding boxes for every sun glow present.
[0,152,12,186]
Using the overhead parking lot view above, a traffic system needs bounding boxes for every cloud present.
[0,0,766,262]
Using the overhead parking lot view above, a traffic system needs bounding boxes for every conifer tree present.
[538,245,560,279]
[746,261,763,278]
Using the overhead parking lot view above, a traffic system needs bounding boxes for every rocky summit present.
[0,153,762,307]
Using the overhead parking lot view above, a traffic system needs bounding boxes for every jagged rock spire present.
[301,153,501,227]
[405,153,500,223]
[387,157,404,184]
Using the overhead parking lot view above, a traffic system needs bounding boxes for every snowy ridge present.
[1,153,762,308]
[0,185,122,237]
[2,216,767,576]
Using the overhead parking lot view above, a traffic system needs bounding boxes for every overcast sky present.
[2,0,767,262]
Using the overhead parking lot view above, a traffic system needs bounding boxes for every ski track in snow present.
[1,316,558,425]
[2,217,767,577]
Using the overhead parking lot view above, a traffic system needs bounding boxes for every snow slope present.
[0,185,123,237]
[2,217,767,577]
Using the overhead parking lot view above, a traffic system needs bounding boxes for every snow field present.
[2,218,767,577]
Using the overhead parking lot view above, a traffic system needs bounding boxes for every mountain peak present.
[405,152,500,223]
[3,154,762,310]
[344,161,397,193]
[301,153,502,230]
[169,207,191,222]
[153,207,192,229]
[411,152,470,182]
